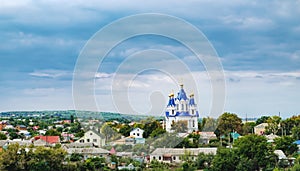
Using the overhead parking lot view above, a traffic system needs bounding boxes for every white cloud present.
[29,69,72,79]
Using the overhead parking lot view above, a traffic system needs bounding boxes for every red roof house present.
[35,136,60,144]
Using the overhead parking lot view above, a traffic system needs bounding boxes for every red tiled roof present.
[35,136,60,144]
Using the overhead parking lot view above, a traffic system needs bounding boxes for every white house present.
[76,130,105,147]
[130,128,144,138]
[254,123,268,135]
[165,84,199,133]
[150,148,217,163]
[65,147,110,159]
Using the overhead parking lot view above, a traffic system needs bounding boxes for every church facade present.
[165,84,199,133]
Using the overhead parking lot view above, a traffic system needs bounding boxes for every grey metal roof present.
[0,140,8,146]
[151,148,217,156]
[66,147,109,154]
[63,142,94,148]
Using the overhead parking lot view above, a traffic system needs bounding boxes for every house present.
[16,125,27,131]
[4,125,14,130]
[61,133,74,142]
[254,123,268,135]
[265,134,279,143]
[19,130,31,139]
[76,130,105,147]
[135,138,145,144]
[198,132,217,144]
[63,142,94,149]
[150,147,217,163]
[118,163,135,170]
[65,147,110,159]
[274,150,296,166]
[111,137,135,146]
[32,126,39,131]
[38,130,46,135]
[9,139,32,146]
[130,128,144,138]
[34,136,60,146]
[0,122,7,131]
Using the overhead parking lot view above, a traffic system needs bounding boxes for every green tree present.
[101,124,118,142]
[118,124,131,137]
[241,122,256,135]
[194,152,214,170]
[83,157,106,171]
[292,126,300,140]
[265,116,281,135]
[211,148,238,171]
[216,112,242,137]
[0,143,30,171]
[234,134,276,170]
[149,159,170,171]
[256,116,271,125]
[29,146,67,171]
[150,127,166,138]
[152,133,183,148]
[70,153,83,162]
[45,129,61,136]
[171,120,188,133]
[142,118,162,138]
[0,132,7,140]
[291,155,300,171]
[200,117,218,132]
[70,115,74,123]
[274,136,298,156]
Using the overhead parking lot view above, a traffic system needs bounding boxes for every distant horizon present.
[0,109,297,120]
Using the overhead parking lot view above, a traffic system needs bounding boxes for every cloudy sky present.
[1,0,300,118]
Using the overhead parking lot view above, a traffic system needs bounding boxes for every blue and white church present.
[165,84,199,133]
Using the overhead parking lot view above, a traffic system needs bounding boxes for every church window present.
[192,110,194,114]
[176,104,179,110]
[172,110,174,114]
[181,104,184,111]
[186,104,188,111]
[193,120,195,127]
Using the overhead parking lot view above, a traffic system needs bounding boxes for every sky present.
[1,0,300,118]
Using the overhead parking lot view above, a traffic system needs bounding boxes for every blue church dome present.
[176,84,188,100]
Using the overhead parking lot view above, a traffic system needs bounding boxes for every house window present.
[192,110,194,114]
[158,156,161,160]
[90,133,93,135]
[193,120,195,127]
[133,133,135,135]
[87,139,90,142]
[93,139,97,142]
[186,104,188,110]
[137,133,139,136]
[176,104,179,110]
[153,157,156,160]
[172,110,174,114]
[80,139,84,143]
[173,156,176,160]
